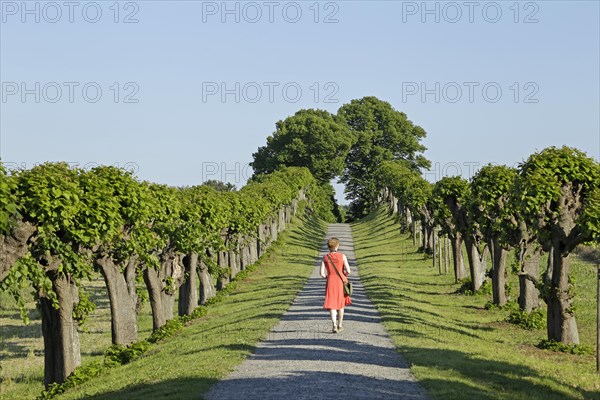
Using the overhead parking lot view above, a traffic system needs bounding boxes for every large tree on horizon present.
[250,109,353,183]
[337,96,430,217]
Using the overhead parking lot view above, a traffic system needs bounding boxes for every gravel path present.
[205,223,428,400]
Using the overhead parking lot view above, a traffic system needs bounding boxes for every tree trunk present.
[405,208,413,237]
[271,215,278,242]
[198,254,216,305]
[451,234,467,282]
[425,225,434,254]
[216,250,229,290]
[257,224,267,258]
[547,245,579,344]
[39,272,81,387]
[249,236,258,264]
[229,248,239,279]
[432,229,436,269]
[491,239,508,306]
[96,256,138,345]
[518,244,542,312]
[278,208,285,232]
[143,267,167,330]
[464,236,486,291]
[412,220,417,246]
[444,236,450,274]
[178,252,199,316]
[123,256,140,313]
[160,253,184,321]
[438,232,443,274]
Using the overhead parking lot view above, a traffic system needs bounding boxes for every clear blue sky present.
[1,1,598,204]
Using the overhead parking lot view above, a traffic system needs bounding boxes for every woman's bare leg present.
[330,309,338,332]
[337,308,345,331]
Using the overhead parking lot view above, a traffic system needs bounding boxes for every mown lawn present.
[351,208,600,400]
[0,214,325,400]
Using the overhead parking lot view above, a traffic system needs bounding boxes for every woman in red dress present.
[320,237,352,333]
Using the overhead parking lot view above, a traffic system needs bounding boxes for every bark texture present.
[491,239,508,306]
[96,256,138,345]
[178,252,199,316]
[39,272,81,387]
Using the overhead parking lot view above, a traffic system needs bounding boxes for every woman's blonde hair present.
[327,237,340,251]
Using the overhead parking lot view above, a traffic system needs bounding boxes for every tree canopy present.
[337,96,430,217]
[251,109,353,183]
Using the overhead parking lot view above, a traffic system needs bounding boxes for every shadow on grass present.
[400,346,599,400]
[353,208,600,400]
[73,377,220,400]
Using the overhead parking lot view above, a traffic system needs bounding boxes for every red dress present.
[323,252,352,310]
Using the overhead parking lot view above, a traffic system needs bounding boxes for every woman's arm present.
[343,254,351,275]
[320,260,327,278]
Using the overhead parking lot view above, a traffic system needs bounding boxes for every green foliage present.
[376,160,430,211]
[456,278,491,296]
[148,318,184,343]
[431,176,470,237]
[0,163,20,234]
[338,96,430,217]
[251,109,353,182]
[15,163,89,278]
[0,254,56,323]
[201,180,236,192]
[72,288,96,328]
[39,360,107,399]
[306,182,337,223]
[104,341,152,365]
[536,339,593,355]
[507,308,545,330]
[469,164,518,244]
[517,146,600,247]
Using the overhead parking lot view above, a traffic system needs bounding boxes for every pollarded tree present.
[142,183,186,330]
[470,165,518,306]
[337,96,430,217]
[184,185,231,305]
[431,177,473,285]
[82,166,153,345]
[251,109,353,183]
[9,163,92,386]
[502,177,545,313]
[517,146,600,344]
[177,186,222,316]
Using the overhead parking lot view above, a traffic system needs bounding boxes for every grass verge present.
[351,208,600,400]
[1,213,325,400]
